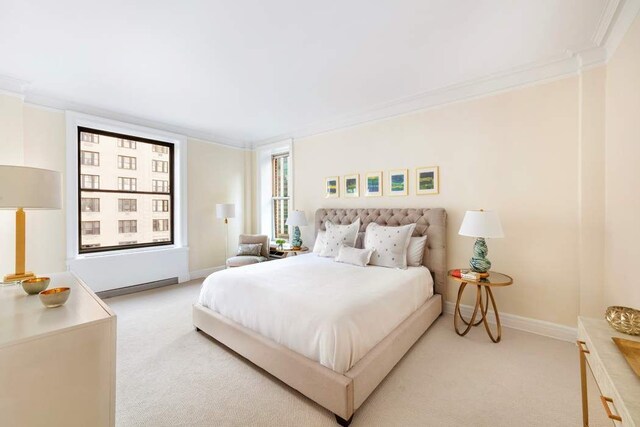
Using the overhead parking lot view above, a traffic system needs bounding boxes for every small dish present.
[21,277,50,295]
[39,287,70,308]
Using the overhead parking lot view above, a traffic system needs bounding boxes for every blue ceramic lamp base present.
[291,226,303,249]
[469,237,491,274]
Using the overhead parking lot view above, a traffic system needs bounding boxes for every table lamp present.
[0,165,62,282]
[216,203,235,260]
[285,210,308,250]
[458,209,504,275]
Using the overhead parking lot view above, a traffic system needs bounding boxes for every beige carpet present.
[108,280,595,426]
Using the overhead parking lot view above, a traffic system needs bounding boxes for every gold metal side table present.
[448,270,513,343]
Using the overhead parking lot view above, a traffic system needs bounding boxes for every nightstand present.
[448,270,513,343]
[280,246,309,257]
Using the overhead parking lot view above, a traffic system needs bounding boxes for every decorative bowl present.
[605,306,640,336]
[39,287,71,308]
[21,277,50,295]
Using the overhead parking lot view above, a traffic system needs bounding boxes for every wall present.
[604,12,640,309]
[294,76,582,327]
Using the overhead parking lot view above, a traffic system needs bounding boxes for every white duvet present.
[197,254,433,373]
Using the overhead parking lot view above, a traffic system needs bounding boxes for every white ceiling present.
[0,0,629,147]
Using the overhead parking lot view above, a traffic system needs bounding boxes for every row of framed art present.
[325,166,439,198]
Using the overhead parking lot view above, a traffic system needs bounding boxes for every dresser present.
[578,317,640,427]
[0,272,116,426]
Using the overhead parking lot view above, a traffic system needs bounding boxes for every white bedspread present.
[198,254,433,373]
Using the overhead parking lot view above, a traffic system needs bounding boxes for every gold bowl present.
[21,277,50,295]
[605,306,640,336]
[39,287,70,308]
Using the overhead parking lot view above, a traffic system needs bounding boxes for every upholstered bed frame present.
[192,208,447,426]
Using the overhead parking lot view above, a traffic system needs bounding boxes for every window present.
[153,145,169,154]
[152,180,169,193]
[271,153,290,239]
[118,155,137,170]
[118,220,137,233]
[81,221,100,235]
[78,127,174,253]
[153,219,169,232]
[80,150,100,166]
[152,160,169,173]
[118,177,137,191]
[80,174,100,189]
[153,199,169,212]
[81,198,100,212]
[118,198,137,212]
[117,139,136,149]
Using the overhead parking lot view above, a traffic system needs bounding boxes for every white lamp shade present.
[285,210,308,227]
[216,203,235,219]
[458,210,504,238]
[0,165,62,209]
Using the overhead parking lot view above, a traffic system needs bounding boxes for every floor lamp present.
[0,165,62,283]
[216,203,235,261]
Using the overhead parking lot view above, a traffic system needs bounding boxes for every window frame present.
[117,155,137,170]
[77,126,175,254]
[271,152,290,239]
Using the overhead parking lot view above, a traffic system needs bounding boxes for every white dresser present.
[0,272,116,427]
[578,317,640,427]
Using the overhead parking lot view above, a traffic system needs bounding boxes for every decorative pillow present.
[237,243,262,257]
[364,222,416,269]
[406,235,428,267]
[313,230,326,254]
[319,218,361,258]
[335,244,374,267]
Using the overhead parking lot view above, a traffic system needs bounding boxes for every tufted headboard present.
[315,208,447,297]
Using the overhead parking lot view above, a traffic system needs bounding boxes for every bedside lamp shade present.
[0,166,62,210]
[285,210,308,227]
[458,210,504,239]
[216,203,235,220]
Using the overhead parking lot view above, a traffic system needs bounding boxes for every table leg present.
[479,286,502,343]
[454,283,482,336]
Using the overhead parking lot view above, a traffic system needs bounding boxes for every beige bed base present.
[194,208,447,424]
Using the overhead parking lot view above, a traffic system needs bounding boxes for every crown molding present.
[592,0,623,46]
[603,0,640,60]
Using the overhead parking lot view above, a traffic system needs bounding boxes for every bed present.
[193,208,447,425]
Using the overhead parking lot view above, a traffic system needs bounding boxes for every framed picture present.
[325,176,339,198]
[388,169,408,196]
[343,174,359,198]
[365,171,382,197]
[416,166,439,195]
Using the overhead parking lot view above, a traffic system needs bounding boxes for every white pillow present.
[313,230,326,254]
[319,218,361,257]
[335,244,374,267]
[364,222,416,269]
[406,235,427,267]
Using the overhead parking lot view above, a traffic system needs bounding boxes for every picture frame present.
[364,171,382,197]
[388,169,408,196]
[325,176,339,198]
[343,174,360,198]
[416,166,439,195]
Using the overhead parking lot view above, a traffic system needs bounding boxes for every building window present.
[118,220,137,234]
[152,160,169,173]
[118,155,137,170]
[80,174,100,189]
[81,221,100,235]
[152,180,169,193]
[78,127,174,253]
[117,139,136,149]
[153,219,169,232]
[81,198,100,212]
[118,177,137,191]
[271,153,290,239]
[118,198,137,212]
[153,199,169,212]
[80,150,100,166]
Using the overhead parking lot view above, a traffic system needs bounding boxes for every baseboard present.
[443,301,577,343]
[97,277,178,299]
[189,265,225,281]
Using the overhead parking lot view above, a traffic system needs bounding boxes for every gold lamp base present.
[4,271,35,282]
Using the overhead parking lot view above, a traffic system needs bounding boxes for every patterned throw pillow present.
[319,218,361,258]
[237,243,262,256]
[364,223,416,269]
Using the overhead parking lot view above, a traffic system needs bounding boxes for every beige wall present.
[294,77,583,326]
[604,13,640,309]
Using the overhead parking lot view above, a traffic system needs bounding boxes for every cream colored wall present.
[604,13,640,309]
[294,77,582,326]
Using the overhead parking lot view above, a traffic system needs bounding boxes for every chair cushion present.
[226,255,268,268]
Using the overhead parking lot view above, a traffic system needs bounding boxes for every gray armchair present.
[226,234,270,268]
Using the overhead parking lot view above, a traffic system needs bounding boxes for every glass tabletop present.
[447,270,513,286]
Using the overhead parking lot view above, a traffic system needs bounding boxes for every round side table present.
[280,247,309,257]
[448,270,513,343]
